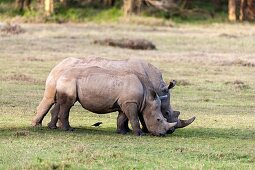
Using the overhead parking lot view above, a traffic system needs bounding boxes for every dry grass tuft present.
[7,74,35,82]
[119,16,174,27]
[15,131,29,137]
[71,145,87,153]
[94,38,156,50]
[218,33,238,39]
[225,80,250,90]
[221,59,255,67]
[1,73,43,84]
[23,57,45,62]
[0,23,25,35]
[177,79,192,86]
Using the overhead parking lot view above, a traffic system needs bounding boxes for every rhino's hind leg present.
[116,111,131,134]
[59,105,73,131]
[57,93,75,131]
[121,103,144,136]
[47,103,60,129]
[32,97,54,126]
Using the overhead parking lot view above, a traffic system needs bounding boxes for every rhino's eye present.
[157,118,163,122]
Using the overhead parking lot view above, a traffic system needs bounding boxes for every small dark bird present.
[92,122,103,127]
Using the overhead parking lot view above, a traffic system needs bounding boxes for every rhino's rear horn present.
[159,95,168,100]
[176,116,196,129]
[168,80,176,89]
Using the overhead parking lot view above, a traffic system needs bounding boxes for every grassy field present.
[0,23,255,169]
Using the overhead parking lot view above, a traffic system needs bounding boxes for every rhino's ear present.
[173,111,180,118]
[168,80,176,89]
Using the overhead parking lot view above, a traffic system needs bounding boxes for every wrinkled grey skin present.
[54,66,177,136]
[32,57,195,133]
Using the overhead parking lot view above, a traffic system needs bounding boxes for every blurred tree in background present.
[15,0,32,11]
[228,0,255,21]
[8,0,255,22]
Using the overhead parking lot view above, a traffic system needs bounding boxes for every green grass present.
[54,7,122,23]
[0,23,255,169]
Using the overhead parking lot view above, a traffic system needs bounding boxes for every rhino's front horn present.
[175,116,196,129]
[168,122,177,129]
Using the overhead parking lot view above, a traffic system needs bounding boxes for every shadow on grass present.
[0,126,254,140]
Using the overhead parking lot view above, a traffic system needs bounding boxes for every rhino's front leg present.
[116,111,131,134]
[138,113,149,133]
[122,102,144,136]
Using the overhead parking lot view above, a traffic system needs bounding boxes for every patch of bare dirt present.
[0,23,25,35]
[93,38,156,50]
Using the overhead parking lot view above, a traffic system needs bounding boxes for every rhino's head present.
[142,89,177,136]
[158,80,196,133]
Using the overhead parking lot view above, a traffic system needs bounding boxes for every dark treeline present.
[12,0,255,22]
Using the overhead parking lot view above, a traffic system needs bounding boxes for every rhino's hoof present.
[142,127,149,133]
[116,129,128,135]
[62,126,75,131]
[47,123,57,129]
[134,130,145,136]
[126,128,131,132]
[68,127,75,131]
[31,121,42,127]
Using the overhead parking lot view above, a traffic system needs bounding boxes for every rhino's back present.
[51,57,164,91]
[87,58,164,91]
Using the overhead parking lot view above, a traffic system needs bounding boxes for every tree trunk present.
[228,0,237,21]
[103,0,115,6]
[16,0,32,11]
[16,0,25,11]
[45,0,54,16]
[239,0,246,21]
[123,0,135,16]
[135,0,143,14]
[245,0,255,20]
[25,0,32,10]
[60,0,67,7]
[36,0,44,11]
[239,0,255,21]
[212,0,221,11]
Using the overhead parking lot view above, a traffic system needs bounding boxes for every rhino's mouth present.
[167,128,175,134]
